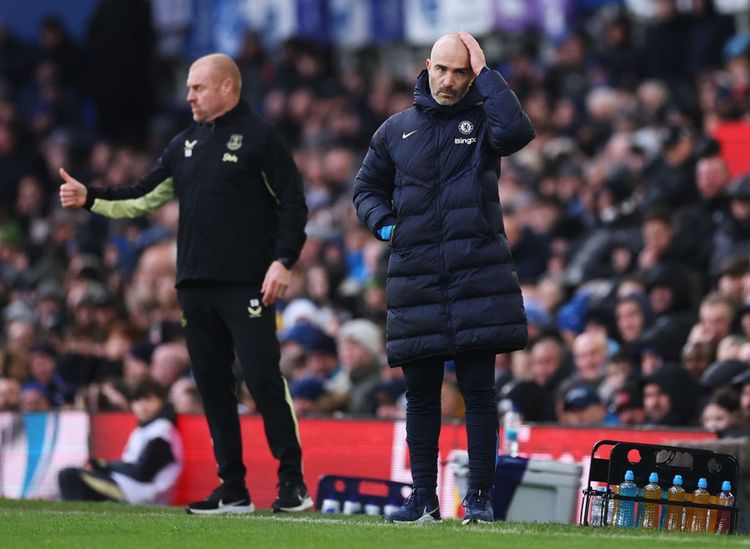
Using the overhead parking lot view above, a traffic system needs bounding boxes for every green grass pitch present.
[0,498,747,548]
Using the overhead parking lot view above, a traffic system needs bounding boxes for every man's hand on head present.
[458,30,487,77]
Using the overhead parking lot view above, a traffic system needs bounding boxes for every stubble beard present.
[431,86,469,106]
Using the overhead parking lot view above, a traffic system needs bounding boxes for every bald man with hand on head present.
[59,54,311,515]
[354,32,535,524]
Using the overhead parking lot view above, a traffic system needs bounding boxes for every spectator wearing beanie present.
[27,341,75,408]
[700,387,747,437]
[337,319,384,416]
[288,327,349,414]
[712,174,750,275]
[614,292,654,366]
[503,380,556,423]
[639,323,685,377]
[608,380,645,426]
[681,339,716,382]
[290,376,327,416]
[700,359,748,394]
[20,383,52,412]
[558,384,606,426]
[643,363,701,426]
[644,263,697,345]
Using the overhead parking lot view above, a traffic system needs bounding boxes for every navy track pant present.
[402,350,498,491]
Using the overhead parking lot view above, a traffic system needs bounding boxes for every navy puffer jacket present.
[354,68,535,366]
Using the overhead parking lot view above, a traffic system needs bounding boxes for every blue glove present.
[377,225,394,241]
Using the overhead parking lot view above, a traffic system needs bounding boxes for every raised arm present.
[59,151,175,219]
[459,31,535,156]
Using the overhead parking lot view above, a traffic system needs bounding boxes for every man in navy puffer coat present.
[354,32,535,523]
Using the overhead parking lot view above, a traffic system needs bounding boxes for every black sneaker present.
[462,488,494,524]
[272,481,314,512]
[385,488,441,523]
[185,485,255,515]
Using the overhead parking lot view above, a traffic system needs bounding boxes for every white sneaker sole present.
[186,502,256,515]
[462,516,493,525]
[276,496,314,512]
[386,514,441,524]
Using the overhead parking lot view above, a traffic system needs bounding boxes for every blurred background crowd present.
[1,0,750,436]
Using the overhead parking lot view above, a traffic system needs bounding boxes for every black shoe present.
[385,488,441,523]
[185,485,255,515]
[462,488,494,524]
[272,481,314,512]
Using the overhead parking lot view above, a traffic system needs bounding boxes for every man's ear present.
[426,58,431,71]
[221,77,233,95]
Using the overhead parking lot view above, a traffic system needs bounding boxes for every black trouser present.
[403,351,498,491]
[58,467,124,502]
[177,284,303,491]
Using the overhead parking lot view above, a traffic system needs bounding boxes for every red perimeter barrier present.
[715,122,750,178]
[91,414,716,513]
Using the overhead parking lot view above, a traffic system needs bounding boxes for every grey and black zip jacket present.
[84,99,308,287]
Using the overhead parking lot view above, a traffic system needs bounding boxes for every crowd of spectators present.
[1,0,750,435]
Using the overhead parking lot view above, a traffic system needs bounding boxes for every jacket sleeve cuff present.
[83,188,96,210]
[276,256,295,269]
[374,214,398,240]
[377,225,394,241]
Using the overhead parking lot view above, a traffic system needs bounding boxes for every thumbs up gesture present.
[58,167,87,208]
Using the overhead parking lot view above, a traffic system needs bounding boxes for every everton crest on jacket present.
[354,68,535,366]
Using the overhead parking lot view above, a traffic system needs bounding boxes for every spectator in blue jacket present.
[353,31,534,524]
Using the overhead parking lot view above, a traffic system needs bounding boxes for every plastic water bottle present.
[688,478,710,532]
[615,470,638,528]
[664,475,686,532]
[635,486,645,527]
[607,488,616,526]
[501,402,520,457]
[640,472,661,530]
[321,498,341,513]
[343,498,362,514]
[659,487,668,530]
[716,481,735,534]
[364,502,381,516]
[707,494,719,532]
[590,486,606,526]
[610,485,619,528]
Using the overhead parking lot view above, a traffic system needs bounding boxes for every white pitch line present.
[241,515,750,542]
